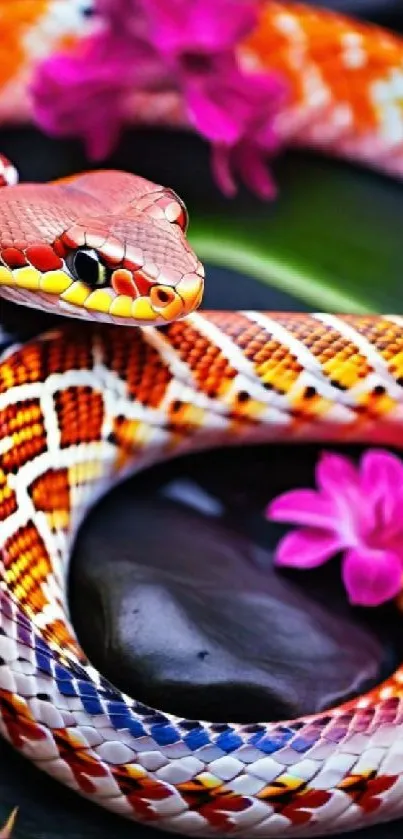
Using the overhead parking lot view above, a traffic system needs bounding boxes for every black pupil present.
[73,250,103,288]
[157,290,169,303]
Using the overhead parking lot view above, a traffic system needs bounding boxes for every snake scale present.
[4,4,403,838]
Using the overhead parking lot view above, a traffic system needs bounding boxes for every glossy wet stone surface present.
[71,444,400,724]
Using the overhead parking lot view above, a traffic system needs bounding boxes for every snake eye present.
[67,248,109,289]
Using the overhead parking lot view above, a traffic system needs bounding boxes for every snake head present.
[0,173,204,326]
[53,188,205,325]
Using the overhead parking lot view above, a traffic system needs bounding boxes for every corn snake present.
[4,3,403,839]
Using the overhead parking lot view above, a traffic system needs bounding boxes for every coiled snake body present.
[5,7,403,835]
[1,174,403,839]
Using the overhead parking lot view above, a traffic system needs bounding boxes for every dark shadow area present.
[309,0,403,29]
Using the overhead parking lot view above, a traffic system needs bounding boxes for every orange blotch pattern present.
[165,320,237,398]
[29,468,70,513]
[0,400,47,474]
[243,1,403,136]
[0,1,48,89]
[341,316,403,382]
[0,337,93,394]
[274,313,373,390]
[54,386,104,448]
[0,468,17,521]
[103,330,172,408]
[206,311,304,394]
[3,521,51,613]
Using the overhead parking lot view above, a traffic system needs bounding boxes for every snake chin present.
[0,270,204,326]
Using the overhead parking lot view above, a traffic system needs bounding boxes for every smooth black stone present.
[71,444,401,724]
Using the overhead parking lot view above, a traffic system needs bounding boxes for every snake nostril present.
[156,290,170,303]
[150,286,176,307]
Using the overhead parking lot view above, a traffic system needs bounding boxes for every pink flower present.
[31,0,286,198]
[143,0,259,56]
[266,449,403,607]
[139,0,286,197]
[206,68,284,198]
[31,30,167,161]
[177,53,284,197]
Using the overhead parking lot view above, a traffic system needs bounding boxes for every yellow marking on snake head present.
[14,267,40,289]
[158,298,184,321]
[110,295,133,318]
[40,271,72,294]
[84,289,114,313]
[61,281,90,306]
[176,272,204,314]
[0,267,13,285]
[131,297,158,321]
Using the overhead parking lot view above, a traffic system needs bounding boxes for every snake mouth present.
[0,264,204,325]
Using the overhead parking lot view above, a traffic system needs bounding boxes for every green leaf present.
[188,151,403,313]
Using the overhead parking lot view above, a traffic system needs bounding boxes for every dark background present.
[1,1,403,836]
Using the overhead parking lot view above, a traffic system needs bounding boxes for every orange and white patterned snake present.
[4,3,403,838]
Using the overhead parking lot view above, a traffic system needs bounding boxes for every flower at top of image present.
[31,0,287,198]
[266,449,403,608]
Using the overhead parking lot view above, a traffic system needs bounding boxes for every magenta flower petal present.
[361,448,403,493]
[143,0,259,55]
[268,447,403,607]
[211,141,278,198]
[267,489,336,529]
[275,528,343,569]
[315,451,367,538]
[342,547,403,607]
[185,78,242,144]
[361,448,403,523]
[316,451,359,497]
[233,142,278,198]
[211,144,238,197]
[31,34,140,160]
[32,0,285,198]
